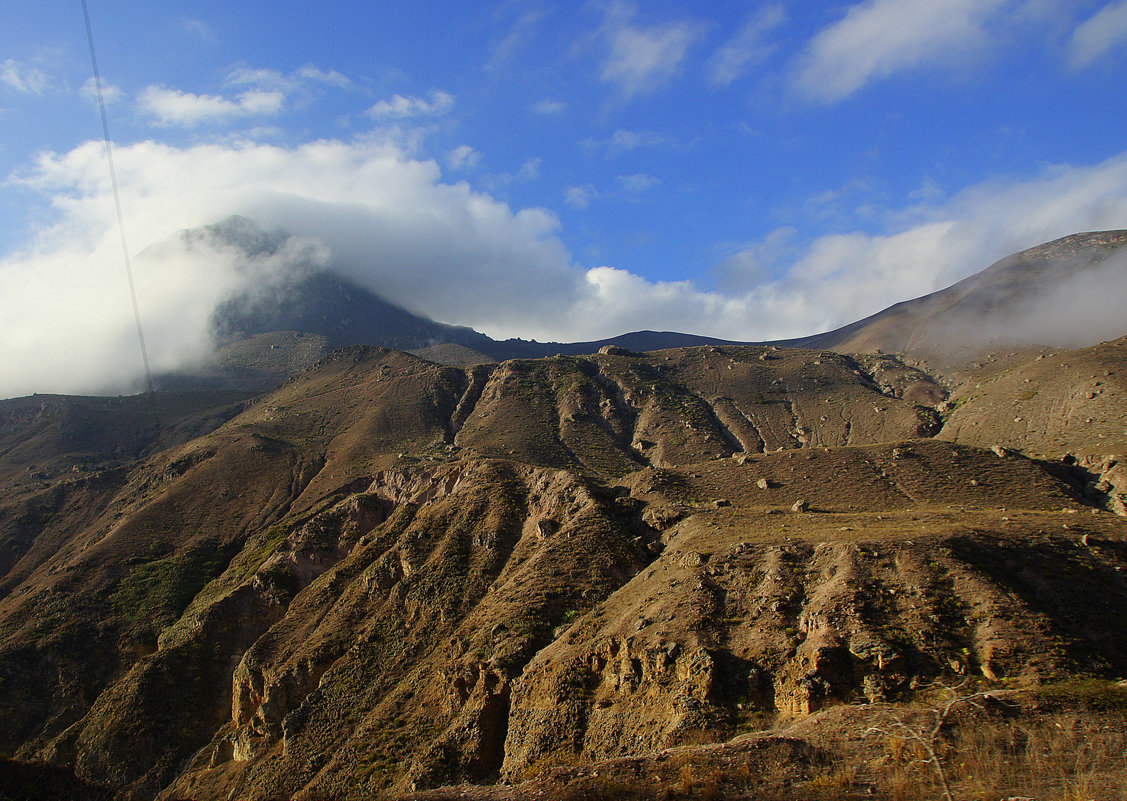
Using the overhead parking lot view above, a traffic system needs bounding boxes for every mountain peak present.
[189,214,290,256]
[157,224,1127,393]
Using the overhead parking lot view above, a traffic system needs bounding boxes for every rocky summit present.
[2,234,1127,801]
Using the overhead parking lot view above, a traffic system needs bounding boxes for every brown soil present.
[0,342,1124,801]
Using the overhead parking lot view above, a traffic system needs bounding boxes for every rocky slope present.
[938,336,1127,457]
[1,339,1125,800]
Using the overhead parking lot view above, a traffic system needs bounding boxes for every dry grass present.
[951,713,1127,800]
[403,699,1127,801]
[518,748,585,782]
[864,686,1127,801]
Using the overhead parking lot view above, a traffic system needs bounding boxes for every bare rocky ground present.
[1,338,1126,801]
[402,684,1127,801]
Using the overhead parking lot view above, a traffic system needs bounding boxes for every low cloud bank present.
[3,138,1127,398]
[931,248,1127,350]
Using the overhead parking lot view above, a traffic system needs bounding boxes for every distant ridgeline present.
[161,219,1127,394]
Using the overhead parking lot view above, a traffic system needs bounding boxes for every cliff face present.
[1,344,1126,800]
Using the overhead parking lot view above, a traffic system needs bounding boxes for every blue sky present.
[3,0,1127,395]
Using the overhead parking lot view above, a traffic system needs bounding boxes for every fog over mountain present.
[792,230,1127,356]
[3,138,1127,398]
[948,249,1127,348]
[7,5,1127,798]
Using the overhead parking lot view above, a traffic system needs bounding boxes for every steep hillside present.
[939,336,1127,458]
[0,391,252,495]
[792,230,1127,361]
[1,343,1125,801]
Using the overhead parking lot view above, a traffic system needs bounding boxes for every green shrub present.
[1037,678,1127,710]
[110,541,231,626]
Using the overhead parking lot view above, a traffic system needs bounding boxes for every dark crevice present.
[701,396,749,454]
[449,364,495,444]
[585,361,648,464]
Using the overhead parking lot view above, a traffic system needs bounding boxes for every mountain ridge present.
[784,229,1127,356]
[2,229,1127,800]
[159,222,1127,393]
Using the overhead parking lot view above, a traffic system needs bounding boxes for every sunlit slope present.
[940,336,1127,458]
[0,342,1124,801]
[791,230,1127,358]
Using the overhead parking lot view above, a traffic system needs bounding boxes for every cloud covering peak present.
[4,130,1127,398]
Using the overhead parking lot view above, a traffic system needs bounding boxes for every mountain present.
[2,332,1126,800]
[199,216,494,357]
[4,230,1127,800]
[167,221,1127,395]
[788,229,1127,359]
[157,216,749,391]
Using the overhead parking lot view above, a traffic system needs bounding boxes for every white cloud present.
[225,65,352,92]
[532,98,567,115]
[706,4,786,87]
[236,90,286,115]
[617,173,659,192]
[446,145,481,170]
[559,152,1127,344]
[294,65,352,88]
[564,184,596,209]
[516,157,541,181]
[670,153,1127,339]
[1067,1,1127,67]
[80,77,123,104]
[713,226,798,292]
[0,137,578,396]
[0,59,48,94]
[483,157,543,190]
[138,86,285,126]
[908,178,946,205]
[486,6,546,71]
[366,90,454,120]
[581,128,679,158]
[794,0,1012,103]
[597,2,706,98]
[6,135,1127,398]
[223,67,292,90]
[0,215,328,398]
[180,18,217,44]
[563,174,657,208]
[131,66,350,128]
